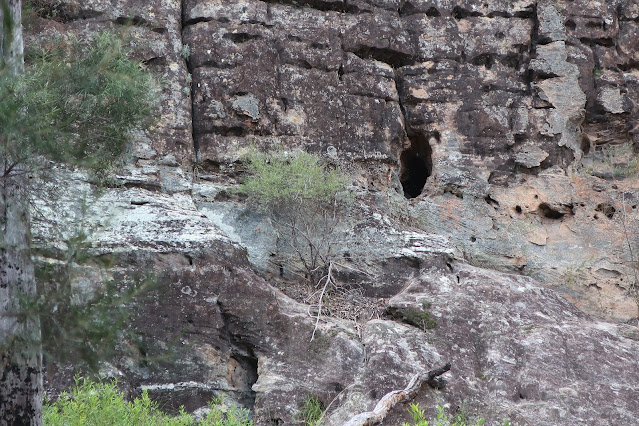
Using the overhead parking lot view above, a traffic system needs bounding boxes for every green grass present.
[297,395,324,426]
[44,378,252,426]
[402,404,485,426]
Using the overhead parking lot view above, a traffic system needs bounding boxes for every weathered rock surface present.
[25,0,639,424]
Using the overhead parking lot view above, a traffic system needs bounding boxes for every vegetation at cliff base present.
[403,403,486,426]
[44,378,252,426]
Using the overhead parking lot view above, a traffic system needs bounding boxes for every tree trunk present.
[0,1,43,425]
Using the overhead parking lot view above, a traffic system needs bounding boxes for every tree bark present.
[0,1,43,424]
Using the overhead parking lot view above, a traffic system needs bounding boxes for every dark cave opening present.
[400,133,434,198]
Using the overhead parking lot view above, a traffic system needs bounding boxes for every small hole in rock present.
[425,7,440,16]
[400,133,434,198]
[595,203,616,219]
[484,195,499,207]
[515,205,522,214]
[538,203,564,219]
[470,236,477,242]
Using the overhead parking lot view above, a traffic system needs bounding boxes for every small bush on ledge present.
[241,149,350,285]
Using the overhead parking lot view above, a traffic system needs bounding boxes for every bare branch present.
[310,261,334,342]
[343,363,451,426]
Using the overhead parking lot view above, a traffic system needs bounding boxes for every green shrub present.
[241,150,349,284]
[44,378,252,426]
[241,150,346,213]
[1,31,158,182]
[402,404,485,426]
[43,378,194,425]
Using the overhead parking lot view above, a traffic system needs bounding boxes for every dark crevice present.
[485,195,500,208]
[400,133,435,198]
[217,304,259,411]
[618,61,639,71]
[534,70,561,79]
[142,57,167,66]
[579,37,615,47]
[350,46,415,68]
[183,17,213,27]
[487,11,512,18]
[181,0,199,162]
[529,3,539,57]
[514,9,535,19]
[585,20,605,30]
[258,0,358,14]
[595,203,616,219]
[122,181,163,192]
[113,16,149,27]
[452,6,483,20]
[222,33,262,43]
[471,53,496,69]
[425,7,441,17]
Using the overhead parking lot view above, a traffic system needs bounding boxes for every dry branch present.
[342,363,451,426]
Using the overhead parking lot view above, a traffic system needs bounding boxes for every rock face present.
[25,0,639,424]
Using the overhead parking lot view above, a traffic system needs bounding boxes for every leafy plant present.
[241,149,349,285]
[402,403,485,426]
[43,378,252,426]
[43,377,194,425]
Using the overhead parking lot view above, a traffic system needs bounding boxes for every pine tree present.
[0,2,156,422]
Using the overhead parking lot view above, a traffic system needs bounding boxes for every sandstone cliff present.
[26,0,639,424]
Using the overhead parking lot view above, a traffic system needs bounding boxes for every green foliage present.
[241,150,346,213]
[241,149,349,284]
[297,395,324,426]
[388,302,437,331]
[402,404,485,426]
[0,31,157,181]
[43,378,194,426]
[33,233,155,371]
[43,378,252,426]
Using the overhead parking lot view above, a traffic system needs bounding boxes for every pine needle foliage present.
[0,31,157,181]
